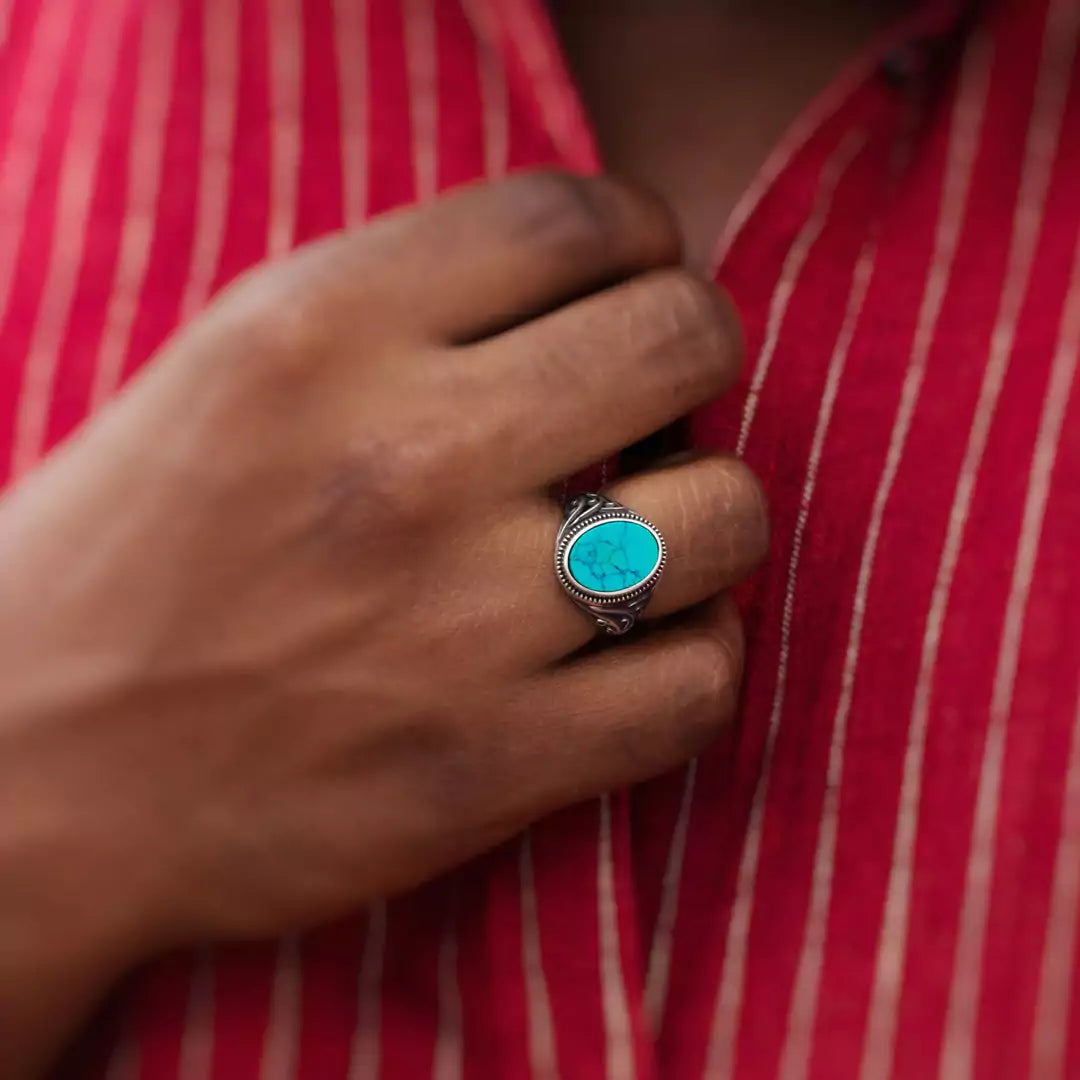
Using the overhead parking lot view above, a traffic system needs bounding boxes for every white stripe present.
[942,167,1080,1080]
[404,0,438,201]
[0,0,14,52]
[266,0,303,258]
[260,936,302,1080]
[178,948,216,1080]
[735,130,865,458]
[498,0,587,166]
[348,901,387,1080]
[178,0,241,324]
[705,237,880,1080]
[88,0,181,410]
[1031,684,1080,1077]
[644,130,867,1031]
[520,831,560,1080]
[332,0,369,226]
[642,755,698,1029]
[10,3,126,476]
[710,3,966,271]
[777,35,994,1080]
[599,794,635,1080]
[0,0,70,330]
[859,6,1080,1078]
[460,0,509,180]
[433,913,464,1080]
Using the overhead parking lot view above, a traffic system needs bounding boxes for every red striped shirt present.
[3,1,1080,1077]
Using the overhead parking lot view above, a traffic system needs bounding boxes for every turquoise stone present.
[566,519,661,595]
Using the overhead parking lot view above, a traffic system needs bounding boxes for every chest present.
[11,4,1080,1077]
[548,0,893,269]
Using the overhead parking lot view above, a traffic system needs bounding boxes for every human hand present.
[0,172,766,1073]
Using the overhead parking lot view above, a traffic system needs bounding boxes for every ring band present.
[554,493,667,635]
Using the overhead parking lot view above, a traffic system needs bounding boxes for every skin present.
[550,0,902,266]
[0,173,768,1077]
[3,3,902,1069]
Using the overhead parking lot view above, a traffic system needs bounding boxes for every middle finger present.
[449,268,744,495]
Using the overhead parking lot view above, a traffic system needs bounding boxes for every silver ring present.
[555,493,667,636]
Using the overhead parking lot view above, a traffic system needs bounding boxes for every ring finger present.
[469,454,769,663]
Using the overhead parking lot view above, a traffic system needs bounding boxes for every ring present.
[555,493,667,636]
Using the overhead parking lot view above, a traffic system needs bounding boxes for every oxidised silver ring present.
[554,493,667,636]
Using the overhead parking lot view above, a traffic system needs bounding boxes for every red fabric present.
[3,0,1080,1077]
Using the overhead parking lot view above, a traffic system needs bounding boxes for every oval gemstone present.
[566,519,661,595]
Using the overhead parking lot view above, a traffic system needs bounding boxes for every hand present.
[0,173,766,1073]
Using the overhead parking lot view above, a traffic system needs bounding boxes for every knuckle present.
[716,458,771,568]
[723,456,767,511]
[508,170,619,250]
[231,234,397,370]
[225,265,337,380]
[715,285,747,376]
[657,267,720,322]
[643,270,745,389]
[504,170,678,264]
[672,637,741,751]
[267,287,334,359]
[668,270,737,347]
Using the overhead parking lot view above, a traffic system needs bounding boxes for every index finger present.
[313,171,683,343]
